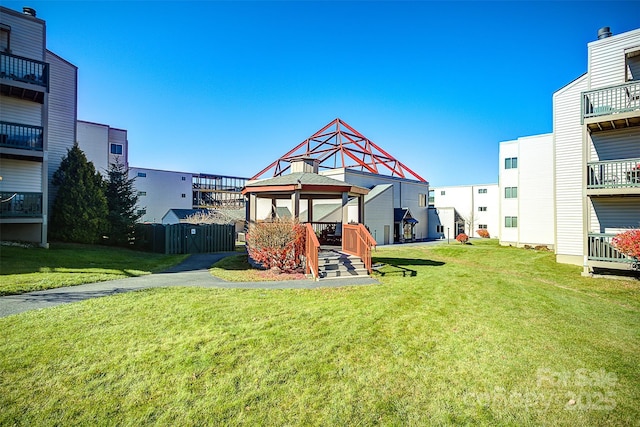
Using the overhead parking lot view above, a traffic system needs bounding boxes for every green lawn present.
[1,240,639,425]
[0,243,187,295]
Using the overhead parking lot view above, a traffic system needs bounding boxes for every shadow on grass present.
[372,257,445,277]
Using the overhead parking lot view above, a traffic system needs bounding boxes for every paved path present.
[0,253,378,318]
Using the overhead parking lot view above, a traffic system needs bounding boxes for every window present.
[478,224,488,229]
[436,225,445,233]
[137,172,147,178]
[478,188,487,194]
[625,47,640,81]
[505,187,518,198]
[440,190,446,196]
[110,143,123,155]
[478,206,487,212]
[181,193,186,198]
[428,190,434,204]
[138,191,146,196]
[505,157,518,169]
[137,209,146,215]
[181,176,186,181]
[0,24,10,52]
[418,194,427,207]
[505,216,518,228]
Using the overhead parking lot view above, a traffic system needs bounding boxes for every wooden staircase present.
[317,249,369,279]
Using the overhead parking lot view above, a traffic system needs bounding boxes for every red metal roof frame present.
[251,118,427,182]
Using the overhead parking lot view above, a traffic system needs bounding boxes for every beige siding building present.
[77,120,128,176]
[0,6,76,246]
[554,27,640,272]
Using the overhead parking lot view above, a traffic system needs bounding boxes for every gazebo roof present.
[251,118,426,182]
[242,172,369,196]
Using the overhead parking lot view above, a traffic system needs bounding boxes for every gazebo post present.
[307,198,313,223]
[248,193,258,225]
[291,190,300,219]
[358,194,365,224]
[341,192,349,225]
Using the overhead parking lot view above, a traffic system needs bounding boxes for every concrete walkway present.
[0,253,378,318]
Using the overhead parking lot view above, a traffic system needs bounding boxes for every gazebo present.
[242,157,376,279]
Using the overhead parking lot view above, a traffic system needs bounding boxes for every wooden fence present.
[135,223,235,254]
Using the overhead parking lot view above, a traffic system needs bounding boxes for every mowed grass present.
[0,243,187,295]
[1,240,639,425]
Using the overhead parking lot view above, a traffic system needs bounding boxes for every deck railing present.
[342,223,377,274]
[582,81,640,122]
[0,121,44,151]
[0,52,49,89]
[587,158,640,189]
[0,192,42,217]
[305,223,320,279]
[587,233,635,263]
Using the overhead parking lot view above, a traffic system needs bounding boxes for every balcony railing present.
[587,233,635,264]
[0,192,42,218]
[587,158,640,189]
[582,81,640,122]
[0,121,43,151]
[0,52,49,89]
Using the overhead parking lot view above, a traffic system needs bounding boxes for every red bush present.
[611,229,640,260]
[246,218,306,272]
[476,229,490,238]
[455,233,469,244]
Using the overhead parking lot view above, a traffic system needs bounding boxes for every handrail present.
[0,121,44,151]
[587,158,640,189]
[0,52,49,89]
[581,80,640,122]
[0,192,42,217]
[305,223,320,279]
[587,232,635,263]
[342,223,377,274]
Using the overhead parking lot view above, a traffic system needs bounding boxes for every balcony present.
[0,52,49,103]
[0,121,43,152]
[582,81,640,132]
[587,233,637,270]
[0,192,42,218]
[587,158,640,196]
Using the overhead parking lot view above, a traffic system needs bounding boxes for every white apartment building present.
[321,168,430,245]
[76,120,128,175]
[429,183,499,240]
[0,6,77,246]
[554,26,640,273]
[499,133,555,248]
[129,167,193,223]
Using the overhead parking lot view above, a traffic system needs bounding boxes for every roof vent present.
[597,26,612,40]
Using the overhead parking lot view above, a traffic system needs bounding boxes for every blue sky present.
[5,1,640,185]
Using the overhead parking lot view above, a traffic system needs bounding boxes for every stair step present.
[320,268,370,278]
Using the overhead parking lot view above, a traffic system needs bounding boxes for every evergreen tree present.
[105,159,141,246]
[50,143,108,244]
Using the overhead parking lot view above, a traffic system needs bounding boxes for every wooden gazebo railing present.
[305,223,320,279]
[342,223,377,274]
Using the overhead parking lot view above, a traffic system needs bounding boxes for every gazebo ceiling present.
[251,118,427,182]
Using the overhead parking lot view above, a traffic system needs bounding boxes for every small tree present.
[246,218,305,272]
[612,229,640,268]
[50,143,108,244]
[105,159,141,246]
